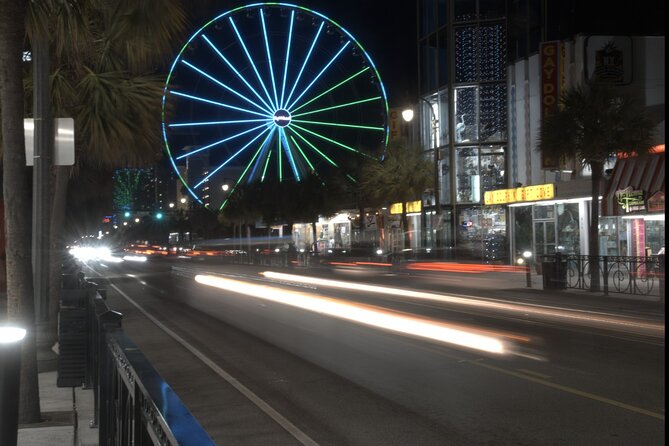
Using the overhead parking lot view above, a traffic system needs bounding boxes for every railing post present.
[96,310,123,443]
[602,256,609,296]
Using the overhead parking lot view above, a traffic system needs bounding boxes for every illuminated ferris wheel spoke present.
[290,66,370,114]
[261,147,272,182]
[169,118,271,128]
[292,119,385,132]
[279,11,295,109]
[169,90,270,118]
[248,128,277,184]
[279,128,301,181]
[221,135,273,210]
[288,135,316,171]
[193,125,272,188]
[283,21,325,110]
[176,123,270,160]
[181,60,272,115]
[285,40,351,112]
[288,127,339,167]
[259,9,280,108]
[229,17,276,109]
[201,34,275,113]
[290,123,360,154]
[291,96,382,118]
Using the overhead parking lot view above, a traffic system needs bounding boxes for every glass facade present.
[419,0,508,261]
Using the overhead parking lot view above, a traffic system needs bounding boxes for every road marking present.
[516,368,551,379]
[475,360,665,421]
[396,337,664,422]
[109,282,319,446]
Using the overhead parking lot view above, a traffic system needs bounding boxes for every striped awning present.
[604,152,665,215]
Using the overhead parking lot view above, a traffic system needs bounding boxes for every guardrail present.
[57,273,214,445]
[541,253,665,298]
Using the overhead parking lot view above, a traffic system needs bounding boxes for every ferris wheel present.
[162,2,389,210]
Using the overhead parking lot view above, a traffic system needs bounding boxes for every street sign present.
[24,118,75,166]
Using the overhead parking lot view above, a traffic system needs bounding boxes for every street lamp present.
[403,97,441,249]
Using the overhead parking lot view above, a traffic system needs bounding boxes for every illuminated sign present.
[616,187,645,213]
[389,200,421,215]
[540,41,560,170]
[484,184,555,205]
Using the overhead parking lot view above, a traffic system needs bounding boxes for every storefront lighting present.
[507,195,602,207]
[622,214,665,221]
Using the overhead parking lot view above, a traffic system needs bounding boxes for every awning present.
[604,152,665,215]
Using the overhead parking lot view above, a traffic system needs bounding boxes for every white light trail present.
[195,274,507,355]
[259,271,664,337]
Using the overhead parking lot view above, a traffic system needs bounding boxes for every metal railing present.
[58,274,215,445]
[541,253,665,298]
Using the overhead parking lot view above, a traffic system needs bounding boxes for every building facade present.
[416,0,665,262]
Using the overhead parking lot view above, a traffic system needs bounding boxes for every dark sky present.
[186,1,418,107]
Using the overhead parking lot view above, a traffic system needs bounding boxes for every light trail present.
[259,271,665,337]
[194,274,510,355]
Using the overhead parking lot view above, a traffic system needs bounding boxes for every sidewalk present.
[16,369,97,446]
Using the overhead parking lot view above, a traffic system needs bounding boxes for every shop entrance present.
[534,220,557,256]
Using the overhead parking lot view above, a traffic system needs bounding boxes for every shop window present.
[454,86,479,143]
[456,147,480,202]
[456,205,507,262]
[480,146,506,196]
[479,84,507,142]
[557,203,580,254]
[599,217,619,256]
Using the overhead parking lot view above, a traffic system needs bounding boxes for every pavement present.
[0,261,664,445]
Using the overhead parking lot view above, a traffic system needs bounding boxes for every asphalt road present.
[85,257,665,445]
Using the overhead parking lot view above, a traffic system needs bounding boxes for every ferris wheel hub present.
[273,109,292,127]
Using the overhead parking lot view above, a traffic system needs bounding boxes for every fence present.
[541,253,665,298]
[58,274,214,445]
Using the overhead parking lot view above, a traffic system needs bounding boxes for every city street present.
[83,257,664,445]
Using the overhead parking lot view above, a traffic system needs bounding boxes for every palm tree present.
[538,84,655,290]
[0,0,42,424]
[358,140,433,250]
[34,0,188,337]
[1,0,188,423]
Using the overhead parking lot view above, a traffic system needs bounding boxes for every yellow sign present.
[484,184,555,205]
[389,200,422,214]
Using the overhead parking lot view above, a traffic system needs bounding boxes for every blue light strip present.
[169,118,271,127]
[279,11,295,109]
[201,34,275,113]
[193,125,272,188]
[181,60,272,115]
[169,90,269,118]
[229,16,276,109]
[279,127,300,181]
[176,123,269,160]
[283,21,324,110]
[285,40,351,111]
[220,130,274,210]
[248,128,276,182]
[260,9,280,108]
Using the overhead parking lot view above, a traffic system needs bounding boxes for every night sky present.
[185,1,418,107]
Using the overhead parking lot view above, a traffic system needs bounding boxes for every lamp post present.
[403,97,441,249]
[1,326,27,446]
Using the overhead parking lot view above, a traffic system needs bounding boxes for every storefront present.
[601,148,665,256]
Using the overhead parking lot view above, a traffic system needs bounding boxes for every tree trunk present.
[589,161,603,291]
[402,202,410,250]
[311,221,318,254]
[48,166,71,338]
[0,0,42,423]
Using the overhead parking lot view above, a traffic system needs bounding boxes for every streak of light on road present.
[195,274,516,355]
[259,271,664,338]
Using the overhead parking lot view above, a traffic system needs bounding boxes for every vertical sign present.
[540,41,560,169]
[389,108,400,141]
